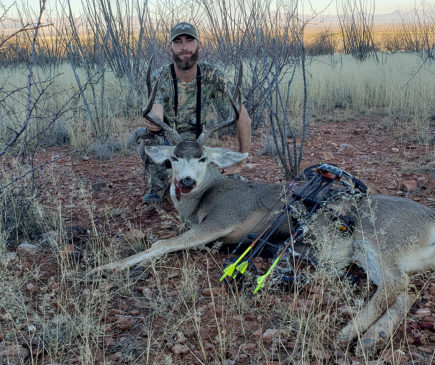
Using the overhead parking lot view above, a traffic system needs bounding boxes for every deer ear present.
[205,147,248,168]
[145,146,175,164]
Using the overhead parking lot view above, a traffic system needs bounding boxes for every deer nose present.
[180,177,196,188]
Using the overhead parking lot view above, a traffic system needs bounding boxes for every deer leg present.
[355,288,416,358]
[337,269,409,344]
[88,224,236,275]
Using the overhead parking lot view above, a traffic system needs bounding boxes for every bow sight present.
[220,163,367,293]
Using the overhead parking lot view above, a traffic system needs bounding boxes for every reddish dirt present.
[10,112,435,364]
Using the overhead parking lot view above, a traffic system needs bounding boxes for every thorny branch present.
[0,0,48,157]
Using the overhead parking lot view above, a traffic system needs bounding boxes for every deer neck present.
[170,164,224,222]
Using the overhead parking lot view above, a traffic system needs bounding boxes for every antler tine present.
[196,62,243,145]
[142,62,183,145]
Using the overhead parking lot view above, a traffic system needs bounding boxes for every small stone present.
[199,327,209,340]
[116,317,136,331]
[392,147,399,153]
[202,287,218,296]
[172,344,189,355]
[339,143,353,151]
[253,328,263,336]
[415,308,431,318]
[262,328,278,344]
[241,343,257,351]
[26,283,38,296]
[142,287,152,298]
[417,346,433,354]
[399,180,418,193]
[382,349,408,364]
[312,348,331,360]
[322,151,334,160]
[16,243,40,259]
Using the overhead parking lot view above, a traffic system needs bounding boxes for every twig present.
[1,152,72,190]
[0,0,47,157]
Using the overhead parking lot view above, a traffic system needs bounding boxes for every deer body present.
[89,63,434,356]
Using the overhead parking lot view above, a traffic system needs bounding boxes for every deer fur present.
[88,61,435,355]
[89,139,434,355]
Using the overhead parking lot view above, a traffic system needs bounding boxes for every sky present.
[1,0,421,16]
[0,0,435,17]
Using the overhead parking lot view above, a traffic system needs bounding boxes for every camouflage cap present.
[169,22,199,42]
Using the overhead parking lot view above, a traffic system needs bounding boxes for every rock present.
[392,147,399,153]
[172,344,189,355]
[418,346,433,354]
[322,151,334,160]
[415,308,431,318]
[26,283,38,296]
[399,180,417,193]
[253,328,263,336]
[262,329,279,344]
[312,348,331,361]
[202,287,218,296]
[141,287,152,298]
[382,349,408,364]
[339,143,353,151]
[199,327,210,340]
[116,317,136,331]
[16,243,40,259]
[241,343,257,351]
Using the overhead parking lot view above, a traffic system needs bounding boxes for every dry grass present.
[1,173,432,364]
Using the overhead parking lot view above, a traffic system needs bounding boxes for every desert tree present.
[336,0,377,60]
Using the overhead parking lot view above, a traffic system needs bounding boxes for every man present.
[141,22,252,204]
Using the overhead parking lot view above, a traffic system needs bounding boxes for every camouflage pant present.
[137,130,169,197]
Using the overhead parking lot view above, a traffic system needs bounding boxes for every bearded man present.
[141,22,252,204]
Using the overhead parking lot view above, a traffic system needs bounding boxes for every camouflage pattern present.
[142,62,239,198]
[137,130,169,197]
[152,61,234,141]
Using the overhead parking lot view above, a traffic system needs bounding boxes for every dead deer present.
[90,64,435,356]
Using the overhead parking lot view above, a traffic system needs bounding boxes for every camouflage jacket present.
[149,62,236,141]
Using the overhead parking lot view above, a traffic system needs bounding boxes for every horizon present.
[1,0,421,17]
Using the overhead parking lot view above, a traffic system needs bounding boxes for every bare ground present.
[2,111,434,364]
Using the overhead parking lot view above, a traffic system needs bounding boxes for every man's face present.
[169,35,201,70]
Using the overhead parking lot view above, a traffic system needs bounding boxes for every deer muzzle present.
[174,177,197,200]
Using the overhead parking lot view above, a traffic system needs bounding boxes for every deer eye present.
[199,157,207,163]
[171,156,178,162]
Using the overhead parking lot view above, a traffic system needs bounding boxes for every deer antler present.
[196,62,243,145]
[142,58,183,145]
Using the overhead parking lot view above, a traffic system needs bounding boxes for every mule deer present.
[90,66,435,355]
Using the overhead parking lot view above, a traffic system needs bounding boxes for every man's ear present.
[145,146,175,164]
[205,147,248,168]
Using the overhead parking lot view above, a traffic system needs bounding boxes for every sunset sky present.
[1,0,418,16]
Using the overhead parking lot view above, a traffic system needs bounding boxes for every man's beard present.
[172,48,199,70]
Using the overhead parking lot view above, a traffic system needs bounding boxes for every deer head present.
[142,60,246,200]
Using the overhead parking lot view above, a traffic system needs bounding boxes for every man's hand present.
[143,118,162,132]
[143,104,164,132]
[222,159,247,176]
